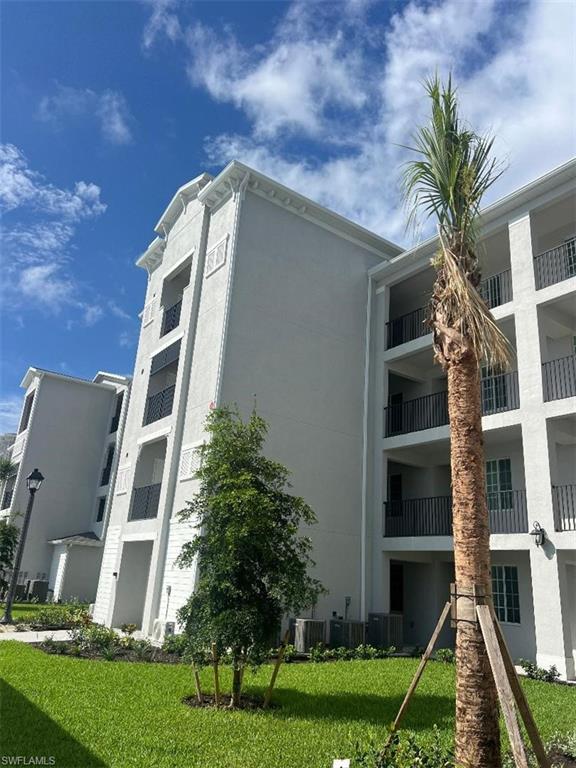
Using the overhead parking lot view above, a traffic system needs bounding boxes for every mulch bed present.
[33,642,184,664]
[182,693,277,710]
[546,749,576,767]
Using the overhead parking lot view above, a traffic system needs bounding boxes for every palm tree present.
[402,76,510,768]
[0,457,16,483]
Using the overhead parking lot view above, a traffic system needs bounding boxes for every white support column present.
[509,213,571,677]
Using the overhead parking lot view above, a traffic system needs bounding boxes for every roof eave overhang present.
[153,173,213,236]
[199,160,404,260]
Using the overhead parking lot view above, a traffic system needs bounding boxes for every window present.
[96,496,106,522]
[486,458,512,512]
[492,565,520,624]
[481,365,508,414]
[110,393,124,434]
[19,391,35,433]
[205,236,228,277]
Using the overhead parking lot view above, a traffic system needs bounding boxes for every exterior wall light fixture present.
[529,521,546,547]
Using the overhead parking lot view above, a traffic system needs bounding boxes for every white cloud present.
[38,84,134,145]
[0,396,23,434]
[0,143,107,319]
[108,301,132,321]
[119,329,136,348]
[147,0,576,244]
[142,0,181,50]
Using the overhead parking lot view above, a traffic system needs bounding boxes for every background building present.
[0,368,130,602]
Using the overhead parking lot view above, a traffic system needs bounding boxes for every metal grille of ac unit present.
[294,619,325,652]
[367,612,403,648]
[329,620,366,648]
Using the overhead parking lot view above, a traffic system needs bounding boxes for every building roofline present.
[198,160,404,260]
[369,157,576,280]
[154,173,213,236]
[20,367,124,392]
[92,371,131,385]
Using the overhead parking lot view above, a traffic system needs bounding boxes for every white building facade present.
[1,369,130,603]
[91,159,575,676]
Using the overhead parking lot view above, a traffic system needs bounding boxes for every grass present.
[1,642,575,768]
[1,602,45,620]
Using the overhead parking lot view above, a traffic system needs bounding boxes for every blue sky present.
[1,0,575,431]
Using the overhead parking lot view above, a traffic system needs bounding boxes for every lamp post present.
[1,468,44,624]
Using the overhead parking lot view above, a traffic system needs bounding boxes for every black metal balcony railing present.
[542,355,576,402]
[534,237,576,289]
[386,270,513,349]
[109,414,120,434]
[100,466,112,487]
[160,300,182,337]
[553,484,576,532]
[478,269,513,309]
[1,490,13,510]
[384,372,519,437]
[383,490,528,537]
[143,384,176,426]
[386,306,429,349]
[481,370,520,415]
[129,483,162,521]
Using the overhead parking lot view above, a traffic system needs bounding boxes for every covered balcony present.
[159,259,191,338]
[386,228,512,350]
[549,414,576,532]
[383,426,527,537]
[539,294,576,401]
[143,340,180,426]
[531,191,576,290]
[128,439,166,521]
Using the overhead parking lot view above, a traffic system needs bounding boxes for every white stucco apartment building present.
[82,157,574,677]
[1,369,130,602]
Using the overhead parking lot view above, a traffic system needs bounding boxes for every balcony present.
[384,371,519,437]
[542,355,576,402]
[386,270,512,349]
[143,385,176,426]
[534,237,576,289]
[128,483,162,521]
[553,484,576,532]
[160,299,182,337]
[383,490,528,537]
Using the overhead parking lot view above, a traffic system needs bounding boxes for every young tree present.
[177,405,324,707]
[403,76,509,768]
[0,520,19,593]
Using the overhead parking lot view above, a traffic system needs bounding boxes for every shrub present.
[120,623,138,636]
[355,644,379,660]
[518,658,561,683]
[435,648,455,664]
[161,633,189,657]
[351,726,454,767]
[133,639,154,660]
[70,624,117,653]
[282,644,297,663]
[31,601,90,629]
[41,636,66,654]
[101,646,119,662]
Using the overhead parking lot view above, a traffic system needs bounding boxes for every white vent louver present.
[179,445,202,481]
[142,300,155,326]
[115,466,130,495]
[205,236,228,277]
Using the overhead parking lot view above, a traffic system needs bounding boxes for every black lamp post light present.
[529,521,546,547]
[1,468,44,625]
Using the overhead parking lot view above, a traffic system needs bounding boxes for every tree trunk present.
[231,663,243,708]
[448,353,501,768]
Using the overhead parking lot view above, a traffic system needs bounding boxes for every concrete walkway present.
[0,629,72,642]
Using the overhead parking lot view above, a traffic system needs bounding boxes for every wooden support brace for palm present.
[211,642,221,707]
[263,629,291,709]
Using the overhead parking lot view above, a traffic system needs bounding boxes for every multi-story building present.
[90,158,575,677]
[363,160,576,679]
[1,368,130,602]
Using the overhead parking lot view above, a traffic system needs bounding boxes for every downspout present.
[360,273,373,621]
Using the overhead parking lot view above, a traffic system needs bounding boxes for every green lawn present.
[1,642,574,768]
[3,602,45,620]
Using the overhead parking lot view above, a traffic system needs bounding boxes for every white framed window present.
[492,565,520,624]
[115,466,131,495]
[179,443,203,481]
[142,299,155,326]
[205,235,228,278]
[486,457,513,512]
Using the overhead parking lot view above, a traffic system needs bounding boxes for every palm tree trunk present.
[448,352,501,768]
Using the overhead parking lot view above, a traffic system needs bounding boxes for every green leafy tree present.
[0,520,19,591]
[177,405,324,707]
